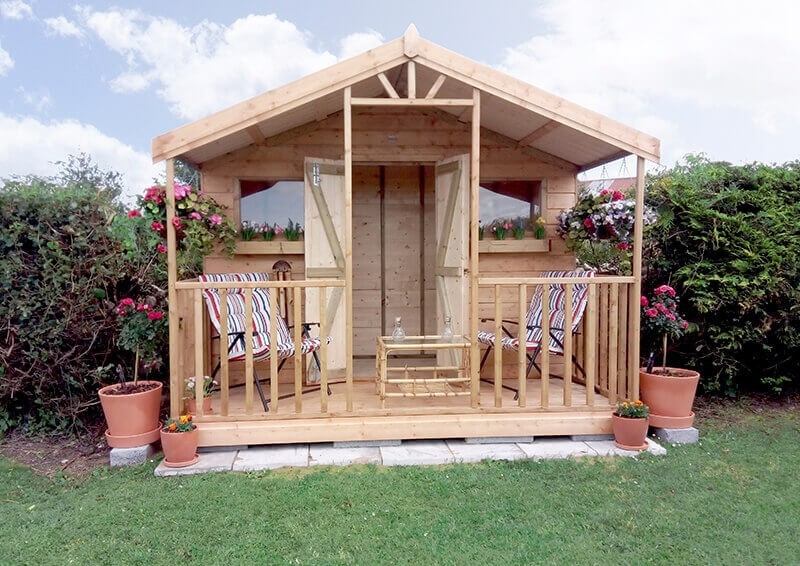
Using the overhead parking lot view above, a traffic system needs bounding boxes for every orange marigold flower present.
[168,423,177,431]
[635,400,643,406]
[179,415,189,424]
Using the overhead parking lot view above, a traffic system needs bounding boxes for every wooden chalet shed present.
[152,25,660,447]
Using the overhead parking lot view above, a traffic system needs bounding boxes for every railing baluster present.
[244,288,254,415]
[219,288,229,416]
[269,285,279,413]
[494,284,503,408]
[517,284,527,407]
[293,286,302,414]
[626,281,637,399]
[585,284,598,406]
[608,283,619,404]
[193,289,204,416]
[563,283,573,407]
[319,287,329,413]
[617,284,629,400]
[599,284,609,395]
[540,283,550,408]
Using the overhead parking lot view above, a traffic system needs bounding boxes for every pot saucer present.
[614,441,649,451]
[163,454,200,468]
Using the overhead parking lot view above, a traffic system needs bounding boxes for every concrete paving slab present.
[585,438,666,457]
[464,436,534,444]
[333,439,401,448]
[447,440,527,463]
[651,426,699,445]
[569,434,614,442]
[516,438,595,460]
[310,444,381,466]
[110,444,155,467]
[154,450,236,476]
[232,445,309,472]
[380,440,455,467]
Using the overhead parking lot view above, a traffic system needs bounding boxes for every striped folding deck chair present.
[477,270,595,395]
[199,272,325,411]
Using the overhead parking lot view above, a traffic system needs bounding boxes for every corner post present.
[344,86,354,411]
[630,156,646,400]
[469,88,481,408]
[165,158,180,417]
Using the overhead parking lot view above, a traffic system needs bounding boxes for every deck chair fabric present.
[477,270,595,357]
[199,272,322,361]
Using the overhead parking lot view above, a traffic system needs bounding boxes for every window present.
[479,180,543,228]
[239,180,304,225]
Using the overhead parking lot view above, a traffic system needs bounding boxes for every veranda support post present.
[165,158,180,418]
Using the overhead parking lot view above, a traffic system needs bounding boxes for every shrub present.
[0,158,167,433]
[645,155,800,395]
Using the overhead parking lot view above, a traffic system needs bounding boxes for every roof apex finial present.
[404,23,419,57]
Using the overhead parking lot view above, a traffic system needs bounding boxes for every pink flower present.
[156,243,167,254]
[583,218,594,229]
[274,226,283,235]
[119,298,134,307]
[600,189,609,196]
[151,221,164,232]
[127,209,141,218]
[612,190,624,201]
[682,321,689,330]
[655,284,676,297]
[173,183,192,200]
[641,296,649,307]
[143,186,163,204]
[136,303,150,311]
[656,303,668,314]
[645,308,658,318]
[188,212,202,220]
[209,214,222,226]
[617,243,630,250]
[148,311,163,320]
[172,217,182,229]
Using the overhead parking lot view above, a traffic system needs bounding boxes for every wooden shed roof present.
[152,25,660,169]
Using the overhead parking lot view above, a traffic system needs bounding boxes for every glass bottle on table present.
[441,315,454,342]
[391,316,405,342]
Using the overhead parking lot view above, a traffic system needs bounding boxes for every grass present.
[1,400,798,564]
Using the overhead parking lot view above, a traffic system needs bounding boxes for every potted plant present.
[160,414,199,468]
[556,188,657,274]
[612,399,650,450]
[185,375,217,414]
[98,296,168,448]
[640,284,699,428]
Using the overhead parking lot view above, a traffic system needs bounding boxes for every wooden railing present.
[477,276,639,409]
[173,279,346,418]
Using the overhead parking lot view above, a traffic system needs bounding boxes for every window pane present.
[240,180,304,225]
[479,180,542,226]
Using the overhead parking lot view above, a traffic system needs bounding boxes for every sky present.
[1,0,798,200]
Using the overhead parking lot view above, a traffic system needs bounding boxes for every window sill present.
[235,240,304,255]
[478,239,550,253]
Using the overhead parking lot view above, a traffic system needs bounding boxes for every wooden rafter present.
[377,72,400,98]
[425,74,447,99]
[407,60,416,98]
[578,150,631,173]
[245,125,266,144]
[517,120,559,146]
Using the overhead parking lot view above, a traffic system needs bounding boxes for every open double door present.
[303,155,469,378]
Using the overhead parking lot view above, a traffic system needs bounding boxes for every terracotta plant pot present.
[187,397,213,415]
[612,414,649,451]
[160,427,199,468]
[98,381,163,448]
[640,368,700,428]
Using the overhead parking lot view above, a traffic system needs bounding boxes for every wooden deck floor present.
[193,359,612,421]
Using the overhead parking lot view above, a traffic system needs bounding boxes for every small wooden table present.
[376,335,473,408]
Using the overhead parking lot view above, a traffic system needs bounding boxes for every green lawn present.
[1,401,798,565]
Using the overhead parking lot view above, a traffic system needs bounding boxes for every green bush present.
[0,157,166,433]
[645,155,800,395]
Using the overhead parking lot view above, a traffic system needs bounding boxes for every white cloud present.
[500,0,800,139]
[0,0,32,20]
[43,15,84,38]
[0,114,160,201]
[339,30,384,59]
[0,41,12,75]
[16,86,52,112]
[81,9,341,120]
